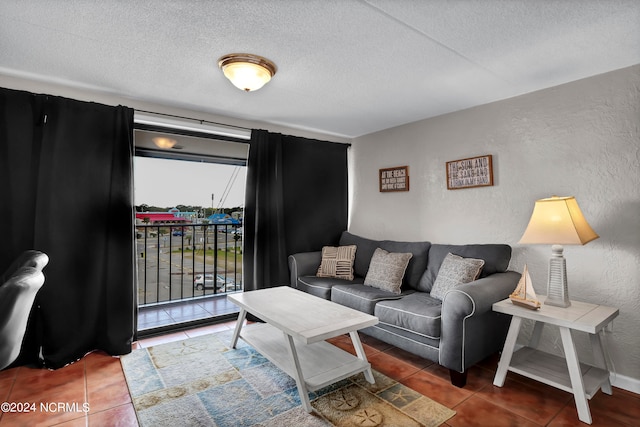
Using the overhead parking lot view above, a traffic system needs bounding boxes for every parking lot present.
[136,229,242,305]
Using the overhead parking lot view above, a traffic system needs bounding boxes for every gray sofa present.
[288,231,520,387]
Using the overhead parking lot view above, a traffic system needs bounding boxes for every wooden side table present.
[492,296,618,424]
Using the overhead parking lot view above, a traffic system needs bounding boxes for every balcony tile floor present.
[137,293,240,331]
[1,320,638,426]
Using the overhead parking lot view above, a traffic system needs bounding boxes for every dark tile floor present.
[1,314,638,426]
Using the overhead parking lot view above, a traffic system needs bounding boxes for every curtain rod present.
[135,109,251,131]
[134,110,252,140]
[135,109,352,146]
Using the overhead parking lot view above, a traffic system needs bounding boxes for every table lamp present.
[519,196,599,307]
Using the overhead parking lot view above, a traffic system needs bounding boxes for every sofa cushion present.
[429,253,484,300]
[339,231,379,278]
[374,293,442,339]
[379,240,431,290]
[417,244,512,292]
[331,283,411,315]
[297,275,363,300]
[364,248,412,294]
[316,245,356,280]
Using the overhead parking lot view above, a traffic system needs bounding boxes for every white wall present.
[350,65,640,391]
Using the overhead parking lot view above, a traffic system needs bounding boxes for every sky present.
[133,157,246,209]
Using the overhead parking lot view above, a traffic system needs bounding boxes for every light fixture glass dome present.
[218,53,277,92]
[152,136,177,149]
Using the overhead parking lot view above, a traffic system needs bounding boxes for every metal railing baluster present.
[135,223,243,308]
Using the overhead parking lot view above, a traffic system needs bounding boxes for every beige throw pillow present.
[316,245,357,280]
[364,248,413,294]
[430,252,485,300]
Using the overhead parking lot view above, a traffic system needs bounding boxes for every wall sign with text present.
[379,166,409,192]
[446,155,494,190]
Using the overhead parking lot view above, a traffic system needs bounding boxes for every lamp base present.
[545,245,571,308]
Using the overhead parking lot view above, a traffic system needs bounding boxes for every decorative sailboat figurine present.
[509,264,541,310]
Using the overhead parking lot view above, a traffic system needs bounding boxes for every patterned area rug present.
[120,329,455,426]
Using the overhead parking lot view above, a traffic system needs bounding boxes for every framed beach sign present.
[379,166,409,192]
[446,155,493,190]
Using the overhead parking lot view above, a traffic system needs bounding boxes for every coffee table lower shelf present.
[239,322,371,391]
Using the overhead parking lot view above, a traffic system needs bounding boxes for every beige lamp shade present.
[519,196,599,245]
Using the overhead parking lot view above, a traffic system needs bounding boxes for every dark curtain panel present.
[243,130,348,291]
[0,87,135,369]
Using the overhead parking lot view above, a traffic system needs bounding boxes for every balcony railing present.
[136,223,242,307]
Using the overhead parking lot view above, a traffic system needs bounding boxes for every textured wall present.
[350,65,640,390]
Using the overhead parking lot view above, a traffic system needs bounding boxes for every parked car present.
[194,274,235,291]
[172,229,184,236]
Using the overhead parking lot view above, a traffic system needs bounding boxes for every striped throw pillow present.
[316,245,357,281]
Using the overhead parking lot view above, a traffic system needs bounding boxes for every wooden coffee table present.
[227,286,378,412]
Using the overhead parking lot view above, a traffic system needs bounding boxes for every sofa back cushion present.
[417,244,511,292]
[339,231,380,278]
[339,231,432,289]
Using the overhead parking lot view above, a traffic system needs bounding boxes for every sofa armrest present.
[288,252,322,288]
[443,271,520,317]
[439,271,520,372]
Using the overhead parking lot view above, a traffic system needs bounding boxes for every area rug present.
[120,329,455,427]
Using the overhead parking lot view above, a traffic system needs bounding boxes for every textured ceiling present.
[1,0,639,138]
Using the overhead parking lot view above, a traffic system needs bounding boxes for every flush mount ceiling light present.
[218,53,277,92]
[152,136,177,149]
